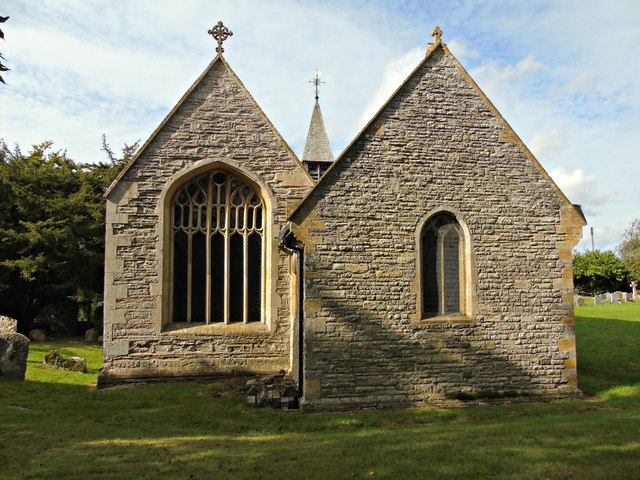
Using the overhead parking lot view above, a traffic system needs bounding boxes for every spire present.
[302,102,334,164]
[302,71,334,180]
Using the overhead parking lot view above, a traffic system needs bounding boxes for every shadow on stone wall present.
[304,295,574,408]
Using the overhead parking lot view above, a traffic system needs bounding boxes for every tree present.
[0,138,136,333]
[619,219,640,282]
[573,250,628,296]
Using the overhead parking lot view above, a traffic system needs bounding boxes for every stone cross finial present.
[431,26,443,44]
[208,21,233,54]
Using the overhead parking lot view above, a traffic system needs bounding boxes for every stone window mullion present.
[187,227,193,323]
[205,175,213,325]
[223,177,231,325]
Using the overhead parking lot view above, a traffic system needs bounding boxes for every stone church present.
[100,23,586,409]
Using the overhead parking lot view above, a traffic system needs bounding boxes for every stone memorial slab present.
[0,333,30,380]
[43,350,87,373]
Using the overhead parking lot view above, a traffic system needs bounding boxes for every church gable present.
[107,56,313,201]
[292,42,580,222]
[102,24,583,408]
[290,35,583,408]
[101,40,313,385]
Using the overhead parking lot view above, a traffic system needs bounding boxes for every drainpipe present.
[278,222,305,404]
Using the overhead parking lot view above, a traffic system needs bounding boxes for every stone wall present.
[100,56,313,385]
[292,45,583,409]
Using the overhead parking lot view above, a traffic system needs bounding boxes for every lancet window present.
[421,213,466,317]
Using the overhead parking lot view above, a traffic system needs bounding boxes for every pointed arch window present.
[171,170,264,324]
[421,213,466,317]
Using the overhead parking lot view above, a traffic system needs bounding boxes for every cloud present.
[357,47,424,129]
[446,39,479,60]
[472,55,544,85]
[575,226,623,253]
[10,25,201,107]
[529,129,568,157]
[550,167,613,215]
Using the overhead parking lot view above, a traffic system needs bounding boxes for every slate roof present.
[302,100,334,164]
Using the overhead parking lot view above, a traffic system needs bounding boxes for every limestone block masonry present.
[291,45,584,409]
[101,36,584,410]
[100,56,313,385]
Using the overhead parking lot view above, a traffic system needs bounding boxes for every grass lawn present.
[1,304,639,479]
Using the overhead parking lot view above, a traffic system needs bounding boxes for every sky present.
[1,0,638,251]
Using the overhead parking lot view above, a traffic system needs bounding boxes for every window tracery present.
[171,170,264,324]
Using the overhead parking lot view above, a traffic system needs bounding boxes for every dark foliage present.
[0,138,137,334]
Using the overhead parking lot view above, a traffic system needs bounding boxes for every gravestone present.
[594,296,603,306]
[84,328,99,343]
[574,296,585,307]
[611,292,623,303]
[0,315,18,335]
[598,293,609,304]
[0,333,30,380]
[29,329,47,342]
[43,350,87,373]
[631,281,638,301]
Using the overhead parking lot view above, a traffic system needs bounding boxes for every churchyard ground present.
[1,302,639,479]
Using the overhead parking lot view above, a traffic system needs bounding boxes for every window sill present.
[414,314,474,324]
[163,322,270,335]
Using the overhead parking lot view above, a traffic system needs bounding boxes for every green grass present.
[1,305,639,479]
[576,300,640,395]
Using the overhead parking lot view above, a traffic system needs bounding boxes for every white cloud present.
[575,226,623,253]
[357,47,424,130]
[550,168,595,197]
[550,167,613,216]
[1,0,638,253]
[472,55,544,85]
[446,39,479,60]
[529,129,568,157]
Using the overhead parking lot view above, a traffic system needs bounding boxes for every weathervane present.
[309,69,324,103]
[208,21,233,54]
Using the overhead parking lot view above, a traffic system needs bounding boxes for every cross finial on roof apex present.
[208,21,233,54]
[431,26,443,44]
